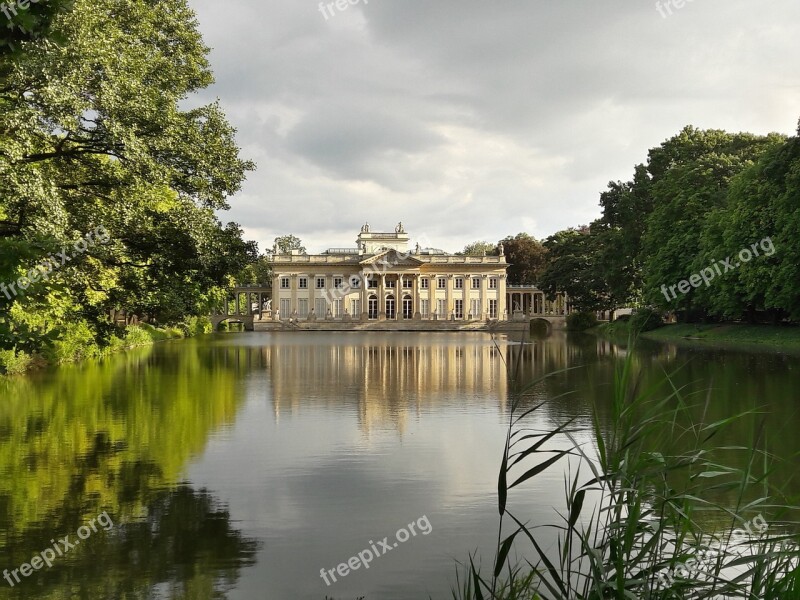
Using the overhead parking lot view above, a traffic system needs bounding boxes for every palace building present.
[268,223,509,322]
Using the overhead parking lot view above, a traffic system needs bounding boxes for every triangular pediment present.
[359,248,425,267]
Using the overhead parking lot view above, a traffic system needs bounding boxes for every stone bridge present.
[210,285,271,332]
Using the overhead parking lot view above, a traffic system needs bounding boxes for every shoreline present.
[593,322,800,351]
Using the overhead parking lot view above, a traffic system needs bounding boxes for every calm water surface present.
[1,332,799,599]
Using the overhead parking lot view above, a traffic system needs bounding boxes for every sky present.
[187,0,800,254]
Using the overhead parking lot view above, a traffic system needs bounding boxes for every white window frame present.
[299,277,308,289]
[280,277,290,289]
[489,278,498,289]
[454,278,464,289]
[437,278,446,290]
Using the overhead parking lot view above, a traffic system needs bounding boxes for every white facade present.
[269,224,509,322]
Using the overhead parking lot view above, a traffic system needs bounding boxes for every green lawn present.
[630,323,800,349]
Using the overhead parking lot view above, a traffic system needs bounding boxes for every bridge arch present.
[529,317,554,335]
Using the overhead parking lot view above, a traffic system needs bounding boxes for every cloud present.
[189,0,800,253]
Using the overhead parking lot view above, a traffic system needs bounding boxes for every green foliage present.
[566,311,598,331]
[0,0,256,368]
[540,227,611,312]
[272,234,306,255]
[0,0,74,53]
[541,123,799,325]
[500,233,548,285]
[44,319,100,364]
[0,347,32,374]
[456,338,800,599]
[629,307,664,332]
[462,241,497,256]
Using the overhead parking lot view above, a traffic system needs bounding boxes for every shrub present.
[177,316,212,337]
[0,348,32,375]
[630,307,664,332]
[566,311,598,331]
[45,320,100,364]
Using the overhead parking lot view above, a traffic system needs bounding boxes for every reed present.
[453,333,800,599]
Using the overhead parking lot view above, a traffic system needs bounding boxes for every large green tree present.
[539,226,611,312]
[500,233,548,285]
[640,127,784,318]
[0,0,256,362]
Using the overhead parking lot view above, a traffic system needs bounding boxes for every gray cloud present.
[191,0,800,253]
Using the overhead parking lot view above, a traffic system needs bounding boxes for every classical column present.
[480,274,488,320]
[499,275,508,320]
[290,274,298,317]
[413,274,421,319]
[446,274,452,320]
[359,272,367,321]
[379,274,386,320]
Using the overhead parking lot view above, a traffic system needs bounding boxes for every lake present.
[1,331,799,599]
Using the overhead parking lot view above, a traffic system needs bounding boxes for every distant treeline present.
[480,122,800,324]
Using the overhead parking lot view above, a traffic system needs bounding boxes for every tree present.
[0,0,74,54]
[272,235,306,255]
[539,226,611,312]
[461,241,496,255]
[640,128,784,319]
[500,233,548,285]
[0,0,255,358]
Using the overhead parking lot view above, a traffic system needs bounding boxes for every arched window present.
[368,295,378,320]
[385,294,396,320]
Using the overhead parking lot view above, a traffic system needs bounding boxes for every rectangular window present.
[437,299,447,317]
[471,277,481,289]
[350,299,360,316]
[350,276,361,288]
[437,278,446,289]
[280,277,290,289]
[489,299,498,319]
[368,278,378,289]
[420,299,429,318]
[316,277,326,289]
[421,278,429,289]
[315,298,327,316]
[386,279,395,288]
[279,298,290,317]
[334,277,344,289]
[455,299,463,319]
[455,278,463,289]
[402,278,412,289]
[489,278,498,289]
[298,299,309,317]
[471,299,481,318]
[299,277,308,289]
[334,298,343,317]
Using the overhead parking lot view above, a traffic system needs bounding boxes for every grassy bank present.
[0,317,212,376]
[594,321,800,349]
